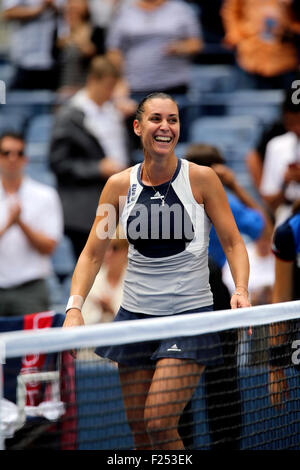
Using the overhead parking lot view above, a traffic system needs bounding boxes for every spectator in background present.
[260,88,300,225]
[88,0,122,35]
[223,236,275,306]
[221,0,300,89]
[222,226,275,368]
[185,143,269,449]
[57,0,106,98]
[0,132,63,316]
[268,199,300,408]
[49,56,129,259]
[272,198,300,303]
[2,0,65,90]
[186,144,269,270]
[106,0,203,150]
[106,0,202,99]
[246,89,300,195]
[185,0,225,45]
[246,100,288,193]
[291,0,300,60]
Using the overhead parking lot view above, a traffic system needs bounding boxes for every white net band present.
[1,300,300,359]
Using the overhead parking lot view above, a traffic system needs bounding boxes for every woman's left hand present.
[230,291,251,309]
[231,289,252,336]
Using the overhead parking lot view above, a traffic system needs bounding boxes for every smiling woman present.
[133,92,180,183]
[63,92,251,450]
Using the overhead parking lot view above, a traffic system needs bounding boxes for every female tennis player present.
[63,92,251,450]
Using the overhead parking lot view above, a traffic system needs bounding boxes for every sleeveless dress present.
[96,158,223,366]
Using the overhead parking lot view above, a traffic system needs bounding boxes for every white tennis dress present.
[119,158,213,315]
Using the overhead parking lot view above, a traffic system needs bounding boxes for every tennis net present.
[1,300,300,451]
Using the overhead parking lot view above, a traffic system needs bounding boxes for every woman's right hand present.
[63,309,85,328]
[63,309,85,358]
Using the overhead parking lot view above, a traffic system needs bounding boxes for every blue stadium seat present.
[51,236,76,281]
[5,90,56,108]
[228,89,284,105]
[46,274,65,307]
[188,65,237,99]
[188,116,261,194]
[226,90,283,125]
[189,115,261,150]
[25,162,57,187]
[0,63,15,89]
[175,143,188,159]
[25,142,49,162]
[25,113,54,143]
[5,91,56,123]
[0,113,27,134]
[25,139,54,186]
[227,103,281,126]
[188,92,232,118]
[60,275,73,305]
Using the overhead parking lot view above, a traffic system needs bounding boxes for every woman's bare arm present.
[63,170,130,327]
[190,164,250,308]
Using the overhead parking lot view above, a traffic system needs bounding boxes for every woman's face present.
[134,98,180,157]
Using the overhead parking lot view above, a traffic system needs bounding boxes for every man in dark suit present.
[50,56,129,258]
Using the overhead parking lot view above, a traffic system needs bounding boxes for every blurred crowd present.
[0,0,299,327]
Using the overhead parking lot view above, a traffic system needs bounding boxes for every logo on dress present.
[131,183,137,201]
[127,183,137,203]
[167,344,182,352]
[151,191,163,200]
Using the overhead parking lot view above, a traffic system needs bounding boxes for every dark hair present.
[282,87,300,114]
[135,92,178,121]
[185,143,225,167]
[0,131,25,151]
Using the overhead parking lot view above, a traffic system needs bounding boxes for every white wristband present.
[66,295,84,313]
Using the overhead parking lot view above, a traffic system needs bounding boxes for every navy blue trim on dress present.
[137,157,181,189]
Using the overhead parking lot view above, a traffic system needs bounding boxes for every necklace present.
[143,163,176,207]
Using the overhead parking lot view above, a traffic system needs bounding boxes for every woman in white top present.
[63,93,250,450]
[106,0,203,97]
